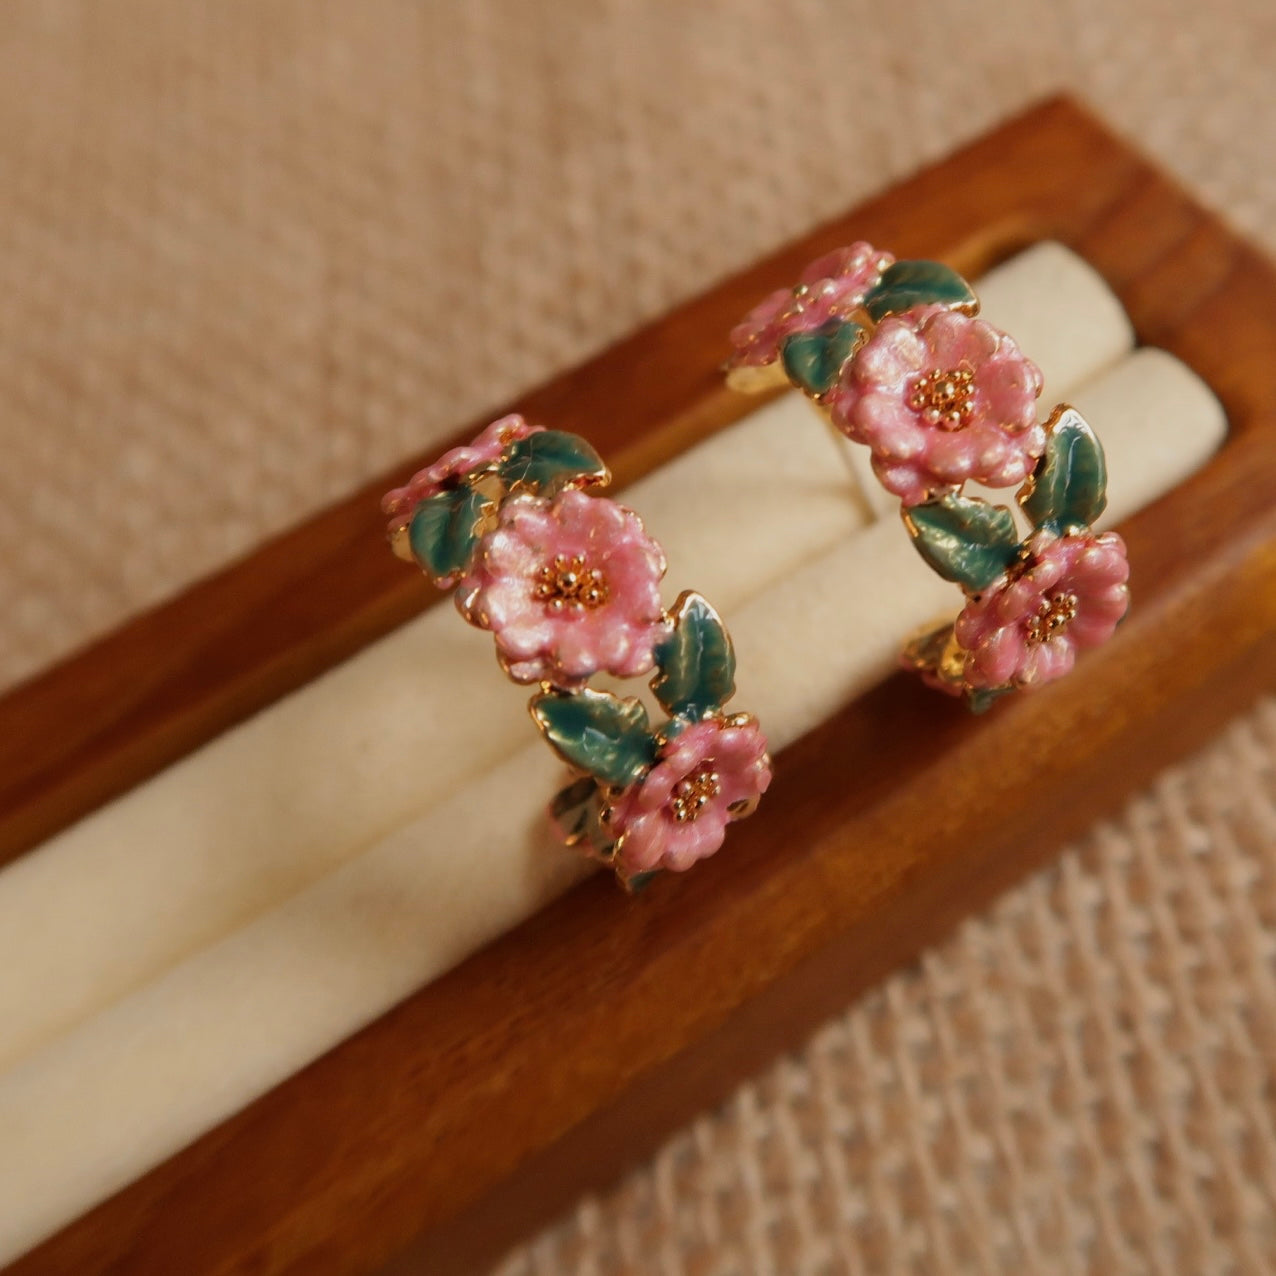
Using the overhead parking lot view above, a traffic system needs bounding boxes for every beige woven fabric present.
[0,2,1272,1272]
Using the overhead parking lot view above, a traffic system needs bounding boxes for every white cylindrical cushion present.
[979,241,1135,395]
[0,745,588,1265]
[0,381,864,1076]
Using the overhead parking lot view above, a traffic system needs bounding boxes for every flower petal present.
[969,623,1024,688]
[924,310,997,370]
[616,812,668,876]
[853,320,929,389]
[849,391,927,456]
[662,811,730,872]
[924,431,979,483]
[872,456,929,505]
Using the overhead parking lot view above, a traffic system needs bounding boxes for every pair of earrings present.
[383,244,1130,889]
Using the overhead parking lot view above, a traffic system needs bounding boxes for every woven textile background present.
[0,2,1272,1272]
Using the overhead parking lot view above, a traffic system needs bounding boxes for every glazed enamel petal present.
[616,813,667,876]
[662,813,729,873]
[1021,636,1076,685]
[495,615,557,663]
[1066,608,1120,647]
[1026,547,1068,594]
[1077,537,1131,585]
[606,541,668,616]
[872,457,928,505]
[852,320,928,388]
[924,431,979,483]
[850,391,925,454]
[474,574,531,628]
[799,242,892,293]
[481,525,541,577]
[969,624,1024,686]
[924,309,996,369]
[977,350,1043,427]
[729,287,792,364]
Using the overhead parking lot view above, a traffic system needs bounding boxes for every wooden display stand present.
[4,97,1276,1275]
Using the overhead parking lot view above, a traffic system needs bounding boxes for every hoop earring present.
[727,244,1130,711]
[384,416,772,888]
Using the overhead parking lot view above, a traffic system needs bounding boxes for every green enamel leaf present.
[779,318,863,396]
[906,494,1021,593]
[862,260,978,323]
[548,776,618,860]
[1020,406,1108,534]
[531,689,657,788]
[498,429,609,495]
[968,686,1015,715]
[651,591,737,720]
[407,487,489,581]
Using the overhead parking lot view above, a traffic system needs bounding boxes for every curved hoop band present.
[384,416,772,889]
[727,243,1131,711]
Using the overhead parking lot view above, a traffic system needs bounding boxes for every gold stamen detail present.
[908,367,975,430]
[534,553,609,612]
[670,763,722,824]
[1025,592,1078,645]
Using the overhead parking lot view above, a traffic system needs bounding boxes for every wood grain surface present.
[5,96,1276,1275]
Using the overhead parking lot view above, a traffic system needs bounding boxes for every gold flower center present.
[908,367,975,430]
[534,554,610,612]
[670,763,722,824]
[1025,592,1079,645]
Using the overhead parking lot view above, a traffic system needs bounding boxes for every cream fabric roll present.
[979,241,1135,393]
[0,745,589,1265]
[0,394,863,1077]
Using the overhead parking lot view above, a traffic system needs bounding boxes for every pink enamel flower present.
[458,489,670,685]
[382,414,542,533]
[830,306,1046,506]
[610,716,773,878]
[955,531,1131,691]
[728,242,894,368]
